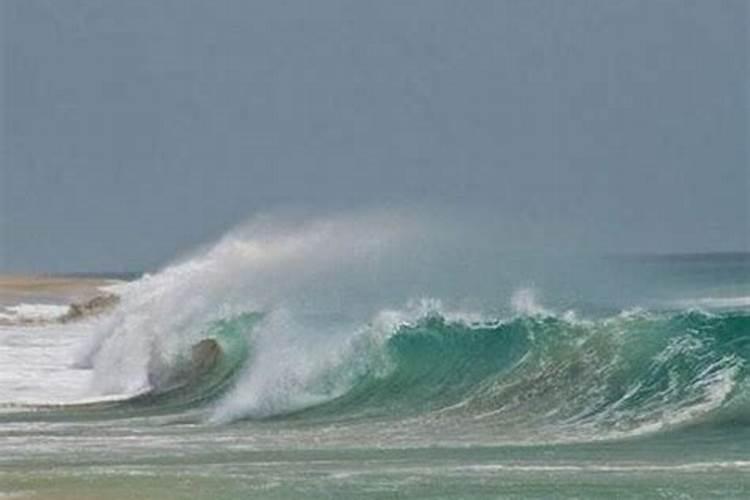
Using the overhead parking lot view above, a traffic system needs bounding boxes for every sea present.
[1,214,748,499]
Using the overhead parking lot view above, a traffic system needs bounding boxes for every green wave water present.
[30,308,744,446]
[1,217,747,498]
[295,311,749,438]
[6,306,748,499]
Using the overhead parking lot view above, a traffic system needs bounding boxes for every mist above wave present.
[60,210,749,445]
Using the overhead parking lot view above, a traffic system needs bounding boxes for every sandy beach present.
[0,275,120,306]
[0,276,124,326]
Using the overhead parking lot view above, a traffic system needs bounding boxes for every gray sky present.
[1,0,748,273]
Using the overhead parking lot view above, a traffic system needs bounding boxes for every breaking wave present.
[21,213,747,445]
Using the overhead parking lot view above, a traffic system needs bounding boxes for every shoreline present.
[0,275,121,302]
[0,275,127,326]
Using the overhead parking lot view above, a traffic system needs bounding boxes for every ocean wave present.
[23,213,745,445]
[234,307,748,439]
[29,301,747,446]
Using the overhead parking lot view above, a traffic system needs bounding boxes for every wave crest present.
[62,213,750,445]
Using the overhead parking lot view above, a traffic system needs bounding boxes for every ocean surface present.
[1,216,748,499]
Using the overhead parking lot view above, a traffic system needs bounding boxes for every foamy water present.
[1,214,748,499]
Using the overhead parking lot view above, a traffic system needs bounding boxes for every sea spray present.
[76,211,424,398]
[33,212,746,446]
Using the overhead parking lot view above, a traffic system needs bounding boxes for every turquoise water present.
[1,220,748,499]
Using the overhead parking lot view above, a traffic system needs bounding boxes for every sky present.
[1,0,748,273]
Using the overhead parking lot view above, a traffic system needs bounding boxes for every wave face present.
[197,306,745,443]
[68,298,750,445]
[59,214,749,445]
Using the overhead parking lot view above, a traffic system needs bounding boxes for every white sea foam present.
[0,321,99,405]
[451,461,750,473]
[78,211,427,402]
[55,211,748,438]
[0,303,70,323]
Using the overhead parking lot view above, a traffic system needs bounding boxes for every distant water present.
[1,215,748,499]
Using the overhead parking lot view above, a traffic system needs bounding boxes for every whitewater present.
[1,213,749,499]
